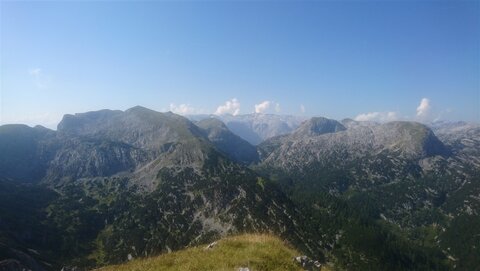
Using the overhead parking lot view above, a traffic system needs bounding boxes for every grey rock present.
[196,118,259,164]
[205,241,218,250]
[263,119,448,165]
[259,119,450,189]
[293,255,321,270]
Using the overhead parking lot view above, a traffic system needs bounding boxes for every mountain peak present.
[380,121,449,157]
[57,109,123,132]
[126,105,149,111]
[196,117,228,130]
[124,105,160,115]
[294,117,346,137]
[196,117,259,164]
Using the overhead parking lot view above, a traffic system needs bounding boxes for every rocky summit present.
[0,106,479,271]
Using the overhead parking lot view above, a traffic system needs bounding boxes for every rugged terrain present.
[0,107,318,270]
[258,118,480,270]
[0,106,478,271]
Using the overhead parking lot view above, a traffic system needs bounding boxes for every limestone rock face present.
[260,119,449,179]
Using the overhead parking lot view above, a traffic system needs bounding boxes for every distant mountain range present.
[188,113,307,145]
[0,106,479,271]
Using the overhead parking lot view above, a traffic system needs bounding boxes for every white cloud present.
[300,104,306,114]
[253,100,281,114]
[215,98,240,115]
[355,111,398,122]
[275,103,281,113]
[169,103,196,115]
[416,98,431,117]
[28,68,51,89]
[254,101,271,114]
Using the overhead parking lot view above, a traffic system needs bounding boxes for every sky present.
[1,0,479,129]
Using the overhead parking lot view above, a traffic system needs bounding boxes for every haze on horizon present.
[1,1,479,129]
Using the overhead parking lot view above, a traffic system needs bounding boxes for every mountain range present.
[188,113,307,145]
[0,106,479,271]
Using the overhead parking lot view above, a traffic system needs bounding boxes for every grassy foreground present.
[97,234,331,271]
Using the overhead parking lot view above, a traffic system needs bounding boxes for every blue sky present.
[1,1,479,129]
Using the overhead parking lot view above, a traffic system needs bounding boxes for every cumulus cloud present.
[355,111,398,122]
[416,98,431,117]
[300,104,306,114]
[253,101,281,114]
[215,98,240,115]
[169,103,196,115]
[254,101,271,113]
[28,68,50,89]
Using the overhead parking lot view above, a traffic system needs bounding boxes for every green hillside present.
[97,234,332,271]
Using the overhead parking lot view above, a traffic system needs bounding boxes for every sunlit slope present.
[97,234,332,271]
